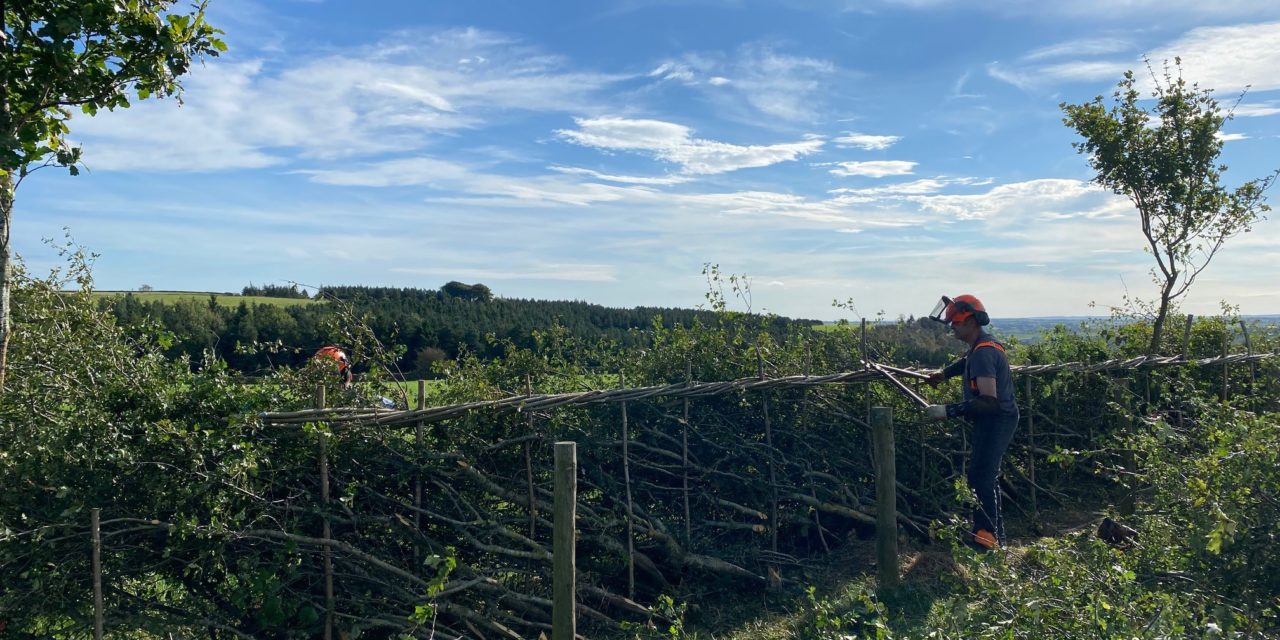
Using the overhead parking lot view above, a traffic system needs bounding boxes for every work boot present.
[967,529,998,552]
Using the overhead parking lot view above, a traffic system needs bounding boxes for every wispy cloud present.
[391,264,618,282]
[1234,101,1280,117]
[833,132,902,150]
[71,27,630,171]
[985,59,1129,91]
[1023,37,1133,61]
[645,44,839,123]
[301,156,656,206]
[829,176,992,195]
[556,116,825,174]
[988,21,1280,94]
[906,178,1098,220]
[733,45,837,122]
[548,166,693,185]
[825,160,917,177]
[844,0,1280,19]
[1148,21,1280,93]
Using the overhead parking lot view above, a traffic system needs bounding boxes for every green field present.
[94,290,321,308]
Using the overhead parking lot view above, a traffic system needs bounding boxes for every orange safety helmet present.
[314,346,353,384]
[928,294,990,327]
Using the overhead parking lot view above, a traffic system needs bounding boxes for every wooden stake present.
[1182,314,1194,360]
[809,472,830,553]
[1115,379,1135,517]
[861,317,868,370]
[1025,377,1037,516]
[683,357,692,544]
[862,318,871,424]
[317,384,334,640]
[620,371,635,600]
[553,442,577,640]
[525,374,537,538]
[415,379,425,567]
[1222,329,1229,403]
[92,507,104,640]
[871,407,899,591]
[801,341,828,553]
[862,318,874,475]
[1239,319,1255,395]
[757,348,780,565]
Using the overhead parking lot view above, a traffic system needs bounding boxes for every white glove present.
[925,404,948,420]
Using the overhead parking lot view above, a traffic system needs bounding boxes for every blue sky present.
[15,0,1280,319]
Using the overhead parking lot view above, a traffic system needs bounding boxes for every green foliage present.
[911,381,1280,638]
[1061,59,1276,354]
[1134,401,1280,619]
[0,249,453,635]
[623,594,694,640]
[102,283,822,378]
[440,280,493,302]
[408,552,456,626]
[801,582,892,639]
[1,0,224,177]
[6,248,1280,637]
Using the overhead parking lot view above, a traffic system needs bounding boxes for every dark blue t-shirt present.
[952,333,1019,417]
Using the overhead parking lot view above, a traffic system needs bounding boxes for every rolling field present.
[94,291,321,308]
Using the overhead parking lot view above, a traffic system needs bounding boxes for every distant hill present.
[821,315,1280,344]
[983,315,1279,342]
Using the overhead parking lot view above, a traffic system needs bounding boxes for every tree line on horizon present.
[100,284,839,377]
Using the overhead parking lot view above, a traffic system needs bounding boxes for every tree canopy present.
[1061,59,1276,354]
[0,0,224,389]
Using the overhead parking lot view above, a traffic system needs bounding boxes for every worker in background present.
[314,345,353,387]
[923,295,1019,551]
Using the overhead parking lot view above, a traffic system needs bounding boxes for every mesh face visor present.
[928,296,953,325]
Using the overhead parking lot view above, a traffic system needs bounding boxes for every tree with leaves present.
[0,0,225,389]
[1062,59,1276,355]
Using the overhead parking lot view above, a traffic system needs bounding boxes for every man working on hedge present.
[923,295,1019,551]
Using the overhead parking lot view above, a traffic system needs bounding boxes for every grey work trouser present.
[967,413,1018,543]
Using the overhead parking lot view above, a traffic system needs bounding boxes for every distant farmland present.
[93,291,321,308]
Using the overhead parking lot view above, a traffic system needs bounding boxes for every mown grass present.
[94,290,320,308]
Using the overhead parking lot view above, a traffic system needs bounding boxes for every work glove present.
[925,372,944,387]
[925,404,948,420]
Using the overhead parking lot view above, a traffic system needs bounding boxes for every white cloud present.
[646,44,838,123]
[556,116,824,174]
[1147,21,1280,93]
[297,157,472,187]
[846,0,1279,18]
[989,21,1280,94]
[733,46,836,122]
[1023,38,1133,61]
[833,132,902,150]
[548,166,692,185]
[1216,132,1249,141]
[986,59,1129,91]
[829,176,991,195]
[301,156,656,207]
[906,178,1099,220]
[1234,101,1280,117]
[827,160,917,177]
[71,28,629,171]
[648,61,696,82]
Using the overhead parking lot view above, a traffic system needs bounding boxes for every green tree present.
[1061,59,1276,355]
[0,0,225,389]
